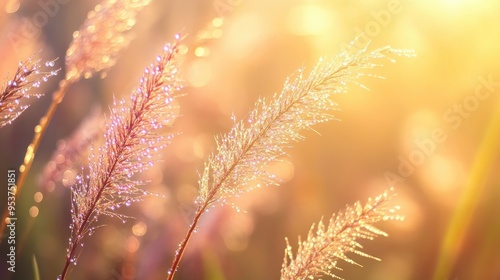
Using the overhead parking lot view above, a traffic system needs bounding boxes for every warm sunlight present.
[1,1,499,280]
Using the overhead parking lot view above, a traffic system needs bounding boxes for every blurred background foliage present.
[1,0,499,279]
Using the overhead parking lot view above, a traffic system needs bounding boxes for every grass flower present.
[39,107,103,192]
[0,54,58,128]
[65,0,152,81]
[280,189,402,280]
[167,43,414,279]
[60,37,183,280]
[196,45,413,210]
[0,0,153,239]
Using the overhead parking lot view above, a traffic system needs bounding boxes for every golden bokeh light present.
[212,17,223,28]
[186,60,212,88]
[421,155,464,205]
[34,192,44,203]
[286,4,334,36]
[5,0,20,13]
[2,1,500,279]
[132,222,148,237]
[62,169,76,187]
[194,47,209,57]
[125,236,140,253]
[222,213,255,252]
[29,206,39,218]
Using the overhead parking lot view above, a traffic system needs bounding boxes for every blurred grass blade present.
[33,255,40,280]
[433,96,500,280]
[202,245,226,280]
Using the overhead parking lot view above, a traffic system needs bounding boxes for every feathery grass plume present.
[0,54,58,128]
[196,45,413,208]
[280,189,403,280]
[60,36,184,280]
[0,0,153,238]
[39,107,103,192]
[167,44,414,279]
[65,0,152,81]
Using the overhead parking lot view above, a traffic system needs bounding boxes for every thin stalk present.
[167,205,207,280]
[18,80,72,188]
[0,79,72,241]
